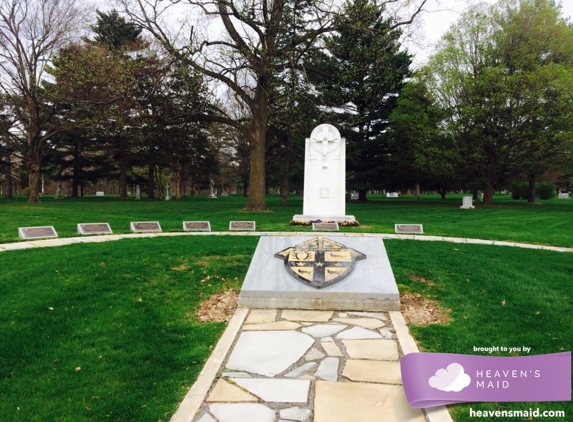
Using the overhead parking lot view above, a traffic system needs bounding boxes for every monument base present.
[238,236,400,311]
[292,214,356,223]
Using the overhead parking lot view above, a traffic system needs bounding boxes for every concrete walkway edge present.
[170,308,249,422]
[1,231,572,253]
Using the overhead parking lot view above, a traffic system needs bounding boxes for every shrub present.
[536,182,555,200]
[510,182,528,200]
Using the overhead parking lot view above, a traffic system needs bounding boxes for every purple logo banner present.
[401,352,571,408]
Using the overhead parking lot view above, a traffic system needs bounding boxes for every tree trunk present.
[27,153,41,203]
[174,158,182,200]
[71,143,80,197]
[280,177,289,206]
[414,183,420,198]
[245,80,269,211]
[483,181,494,206]
[147,165,155,199]
[358,189,367,201]
[119,137,128,198]
[5,156,13,198]
[527,175,536,203]
[439,186,446,200]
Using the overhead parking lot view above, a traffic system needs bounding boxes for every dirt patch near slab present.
[197,290,238,323]
[400,292,450,325]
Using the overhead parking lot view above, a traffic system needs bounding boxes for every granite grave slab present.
[183,221,211,231]
[238,236,400,311]
[18,226,58,239]
[77,223,112,235]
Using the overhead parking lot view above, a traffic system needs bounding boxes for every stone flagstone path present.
[172,308,453,422]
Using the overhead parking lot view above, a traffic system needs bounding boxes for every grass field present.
[1,193,572,246]
[0,195,571,421]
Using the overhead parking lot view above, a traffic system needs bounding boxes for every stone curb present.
[390,311,454,422]
[170,308,249,422]
[1,231,571,253]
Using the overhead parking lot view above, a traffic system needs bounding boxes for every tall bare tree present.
[120,0,430,211]
[0,0,85,202]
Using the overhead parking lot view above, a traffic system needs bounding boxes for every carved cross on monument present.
[311,124,339,168]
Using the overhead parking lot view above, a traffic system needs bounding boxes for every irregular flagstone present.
[335,326,382,340]
[209,403,276,422]
[320,341,343,357]
[222,371,251,378]
[305,347,325,361]
[280,407,312,422]
[321,336,334,342]
[301,324,346,338]
[347,311,388,321]
[226,331,313,377]
[342,360,402,384]
[205,379,258,402]
[233,378,311,403]
[314,357,339,381]
[196,412,216,422]
[342,340,399,361]
[246,309,277,324]
[281,310,334,322]
[314,381,425,422]
[285,362,317,378]
[243,321,301,330]
[333,317,386,330]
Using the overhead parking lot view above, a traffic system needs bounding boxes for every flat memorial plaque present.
[395,224,424,234]
[77,223,112,235]
[229,221,256,231]
[130,221,162,233]
[18,226,58,239]
[312,222,339,231]
[183,221,211,232]
[239,236,400,311]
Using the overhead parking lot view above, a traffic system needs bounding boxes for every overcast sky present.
[408,0,573,66]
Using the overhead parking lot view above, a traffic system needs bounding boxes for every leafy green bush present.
[536,182,555,200]
[510,182,528,200]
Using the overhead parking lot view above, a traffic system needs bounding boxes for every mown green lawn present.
[1,193,572,246]
[0,195,571,421]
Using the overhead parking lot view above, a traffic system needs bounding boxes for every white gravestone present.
[293,124,355,222]
[558,192,569,199]
[461,196,474,209]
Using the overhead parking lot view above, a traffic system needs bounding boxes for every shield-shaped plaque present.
[274,236,366,289]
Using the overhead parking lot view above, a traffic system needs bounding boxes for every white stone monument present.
[460,196,474,209]
[293,124,355,222]
[208,179,217,199]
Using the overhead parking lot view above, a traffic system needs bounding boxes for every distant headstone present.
[135,184,141,200]
[183,221,211,231]
[350,192,359,201]
[96,191,104,197]
[54,184,63,199]
[229,221,256,231]
[292,124,355,223]
[208,179,217,199]
[221,192,229,197]
[479,192,484,201]
[18,226,58,239]
[77,223,112,235]
[395,224,423,234]
[558,192,569,199]
[312,222,339,231]
[460,196,474,209]
[165,183,171,201]
[386,192,399,198]
[130,221,162,232]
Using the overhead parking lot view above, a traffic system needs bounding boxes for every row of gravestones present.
[18,221,255,240]
[17,222,427,240]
